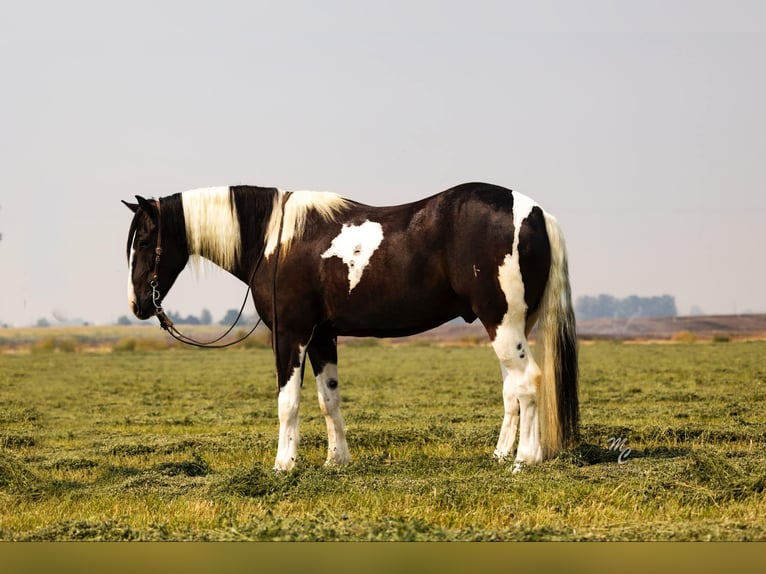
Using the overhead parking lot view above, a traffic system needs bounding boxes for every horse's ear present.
[122,200,139,213]
[135,196,158,221]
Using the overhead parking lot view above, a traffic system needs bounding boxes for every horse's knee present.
[278,391,300,422]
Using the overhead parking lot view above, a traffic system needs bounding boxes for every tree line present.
[574,294,677,320]
[115,308,258,326]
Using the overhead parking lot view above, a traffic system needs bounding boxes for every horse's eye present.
[138,240,149,249]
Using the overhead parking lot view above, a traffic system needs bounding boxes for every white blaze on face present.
[321,221,384,292]
[127,246,137,310]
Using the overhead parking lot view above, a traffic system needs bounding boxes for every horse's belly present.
[328,291,469,338]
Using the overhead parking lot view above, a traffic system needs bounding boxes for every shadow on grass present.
[154,455,210,477]
[557,442,690,467]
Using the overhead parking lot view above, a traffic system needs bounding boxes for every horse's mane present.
[182,187,241,272]
[263,190,351,258]
[180,186,351,269]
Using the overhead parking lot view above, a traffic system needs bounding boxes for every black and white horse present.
[124,182,578,471]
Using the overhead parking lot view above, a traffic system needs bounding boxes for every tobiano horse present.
[123,182,578,471]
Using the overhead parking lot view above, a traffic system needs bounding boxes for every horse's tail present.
[537,211,579,459]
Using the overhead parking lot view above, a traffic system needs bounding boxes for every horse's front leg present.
[274,332,310,471]
[308,329,350,466]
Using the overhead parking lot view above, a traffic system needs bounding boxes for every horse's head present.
[123,196,188,320]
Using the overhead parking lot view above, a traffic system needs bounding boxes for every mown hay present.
[0,453,48,498]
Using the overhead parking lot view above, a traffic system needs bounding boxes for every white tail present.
[536,212,579,459]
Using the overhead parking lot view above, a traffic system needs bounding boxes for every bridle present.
[145,193,291,349]
[148,200,165,319]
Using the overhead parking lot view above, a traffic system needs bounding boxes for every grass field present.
[1,335,765,541]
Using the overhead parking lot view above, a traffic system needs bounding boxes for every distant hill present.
[575,313,766,340]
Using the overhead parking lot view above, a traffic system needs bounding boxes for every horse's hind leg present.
[494,363,520,461]
[490,321,543,470]
[308,330,350,466]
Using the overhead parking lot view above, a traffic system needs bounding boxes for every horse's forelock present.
[126,212,140,263]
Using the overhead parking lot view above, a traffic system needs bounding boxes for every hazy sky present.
[1,0,764,327]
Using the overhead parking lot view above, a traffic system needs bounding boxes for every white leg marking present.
[492,325,543,470]
[315,363,351,466]
[274,346,306,471]
[321,221,384,292]
[494,363,519,461]
[515,357,543,470]
[492,191,543,469]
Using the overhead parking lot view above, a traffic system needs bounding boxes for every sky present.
[1,0,764,327]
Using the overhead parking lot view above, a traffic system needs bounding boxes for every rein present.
[148,192,291,349]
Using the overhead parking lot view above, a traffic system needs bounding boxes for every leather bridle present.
[145,192,291,349]
[148,199,165,319]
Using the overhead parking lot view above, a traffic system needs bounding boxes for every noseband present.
[146,193,291,349]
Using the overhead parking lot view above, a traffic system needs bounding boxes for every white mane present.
[181,187,241,272]
[264,190,350,257]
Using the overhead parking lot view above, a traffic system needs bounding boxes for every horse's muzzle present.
[132,299,156,321]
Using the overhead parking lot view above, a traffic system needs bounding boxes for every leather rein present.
[147,192,291,349]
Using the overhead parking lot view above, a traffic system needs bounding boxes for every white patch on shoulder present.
[321,221,384,292]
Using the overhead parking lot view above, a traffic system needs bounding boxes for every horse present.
[123,182,578,471]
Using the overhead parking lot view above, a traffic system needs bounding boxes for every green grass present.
[1,339,765,540]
